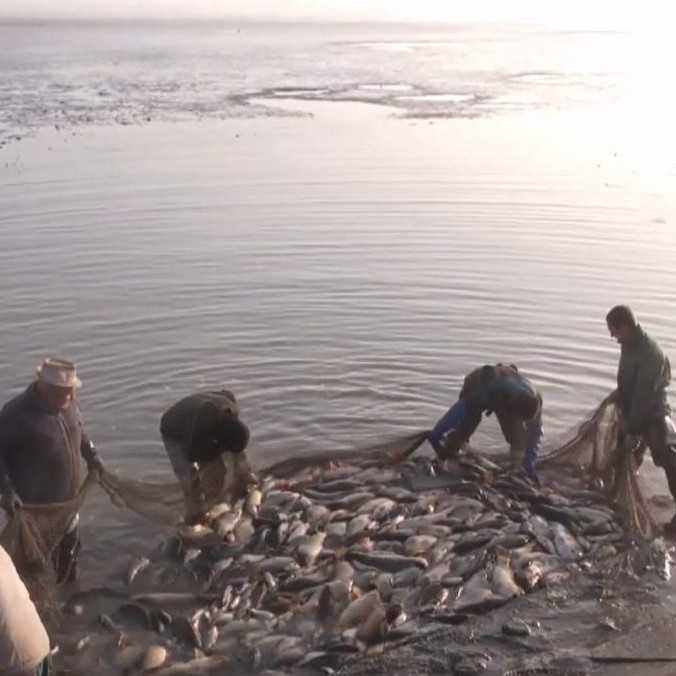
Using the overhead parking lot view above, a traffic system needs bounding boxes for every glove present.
[1,488,23,516]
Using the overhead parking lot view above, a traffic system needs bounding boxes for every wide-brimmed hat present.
[36,357,82,388]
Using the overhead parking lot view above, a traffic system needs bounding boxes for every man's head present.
[35,357,81,413]
[218,417,250,454]
[606,305,637,344]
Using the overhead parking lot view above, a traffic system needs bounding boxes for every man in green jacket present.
[606,305,676,534]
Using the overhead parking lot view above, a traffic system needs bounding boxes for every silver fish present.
[349,550,429,573]
[404,535,437,556]
[132,592,218,609]
[551,523,582,561]
[245,488,262,517]
[258,556,301,575]
[346,514,376,540]
[338,590,381,629]
[490,548,524,598]
[296,532,326,568]
[152,656,231,674]
[125,555,150,586]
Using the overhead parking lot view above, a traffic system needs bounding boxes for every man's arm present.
[0,424,23,514]
[428,399,468,456]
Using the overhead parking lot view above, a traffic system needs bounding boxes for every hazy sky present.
[0,0,667,28]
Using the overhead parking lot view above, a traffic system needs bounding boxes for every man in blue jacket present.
[428,363,543,480]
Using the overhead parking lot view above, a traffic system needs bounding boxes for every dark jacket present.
[0,384,95,504]
[460,364,540,417]
[617,325,671,434]
[459,363,543,451]
[160,389,249,465]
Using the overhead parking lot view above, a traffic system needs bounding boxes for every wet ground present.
[338,574,676,676]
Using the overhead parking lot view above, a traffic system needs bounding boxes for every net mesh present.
[94,430,430,527]
[98,452,263,527]
[258,430,430,479]
[0,472,97,622]
[98,468,185,527]
[538,392,656,538]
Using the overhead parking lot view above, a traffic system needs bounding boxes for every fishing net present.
[98,451,264,527]
[0,472,98,622]
[96,430,430,525]
[98,468,185,527]
[259,430,430,479]
[90,410,658,539]
[0,399,652,620]
[539,392,655,537]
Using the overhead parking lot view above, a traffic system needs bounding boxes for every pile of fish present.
[54,452,672,675]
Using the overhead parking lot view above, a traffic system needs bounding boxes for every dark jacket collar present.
[23,382,57,415]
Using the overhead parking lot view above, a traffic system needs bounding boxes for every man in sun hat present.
[0,357,103,583]
[160,389,254,525]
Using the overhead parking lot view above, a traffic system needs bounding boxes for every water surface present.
[1,21,675,579]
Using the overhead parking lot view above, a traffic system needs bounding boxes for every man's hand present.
[1,488,23,516]
[87,456,104,479]
[436,430,463,461]
[617,415,627,434]
[622,434,641,453]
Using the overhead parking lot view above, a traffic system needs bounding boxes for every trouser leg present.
[429,400,480,460]
[163,436,206,523]
[36,655,50,676]
[432,405,482,462]
[644,418,676,502]
[496,409,528,470]
[52,516,80,584]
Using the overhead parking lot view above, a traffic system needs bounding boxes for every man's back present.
[617,325,671,432]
